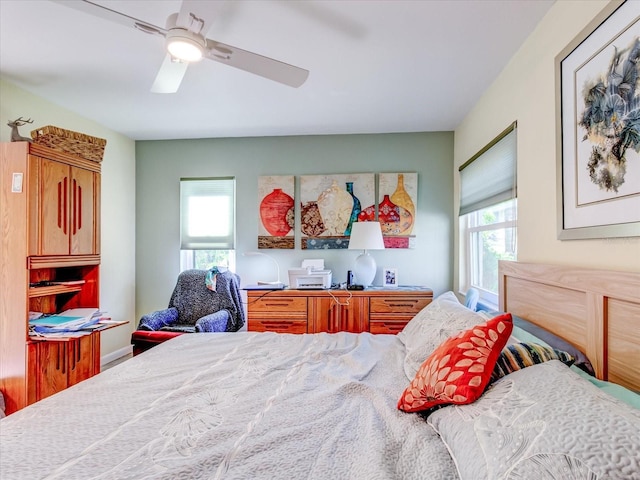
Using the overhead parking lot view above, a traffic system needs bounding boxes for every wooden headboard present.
[498,261,640,392]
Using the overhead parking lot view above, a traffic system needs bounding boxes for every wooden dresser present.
[247,287,432,334]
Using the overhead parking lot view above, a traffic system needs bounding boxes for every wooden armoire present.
[1,141,102,415]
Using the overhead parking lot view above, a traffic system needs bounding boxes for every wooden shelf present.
[29,285,83,298]
[28,255,100,269]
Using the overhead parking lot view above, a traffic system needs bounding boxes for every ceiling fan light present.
[165,29,205,62]
[167,40,202,62]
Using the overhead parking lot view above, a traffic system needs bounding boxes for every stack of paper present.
[60,308,100,321]
[29,315,86,328]
[29,308,100,335]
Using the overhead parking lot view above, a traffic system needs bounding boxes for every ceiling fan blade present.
[51,0,167,37]
[176,0,226,36]
[151,55,189,93]
[205,40,309,88]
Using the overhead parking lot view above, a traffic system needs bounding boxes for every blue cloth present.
[205,267,221,291]
[138,307,179,331]
[465,288,479,311]
[195,310,230,332]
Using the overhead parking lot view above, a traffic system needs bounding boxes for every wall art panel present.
[300,173,375,249]
[378,172,417,248]
[258,175,295,249]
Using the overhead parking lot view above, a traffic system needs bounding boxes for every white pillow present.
[428,361,640,480]
[398,291,485,380]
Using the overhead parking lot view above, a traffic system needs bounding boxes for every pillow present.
[478,310,595,376]
[398,313,513,413]
[571,366,640,409]
[490,342,575,383]
[398,291,488,380]
[427,361,640,480]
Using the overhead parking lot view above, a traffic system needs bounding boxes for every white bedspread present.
[0,332,458,479]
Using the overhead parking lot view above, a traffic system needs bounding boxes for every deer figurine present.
[8,117,33,142]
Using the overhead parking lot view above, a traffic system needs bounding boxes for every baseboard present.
[100,345,133,367]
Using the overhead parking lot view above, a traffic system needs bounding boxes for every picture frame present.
[555,0,640,239]
[383,267,398,288]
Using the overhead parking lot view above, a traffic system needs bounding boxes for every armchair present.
[131,268,245,355]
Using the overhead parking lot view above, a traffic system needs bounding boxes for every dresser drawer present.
[369,296,431,316]
[370,320,409,335]
[248,319,307,334]
[248,296,307,317]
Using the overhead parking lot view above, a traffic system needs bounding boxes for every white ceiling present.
[0,0,554,141]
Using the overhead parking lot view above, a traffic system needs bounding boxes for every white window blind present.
[459,124,517,216]
[180,177,235,250]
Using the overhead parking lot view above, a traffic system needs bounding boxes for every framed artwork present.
[555,0,640,239]
[258,175,295,249]
[383,267,398,288]
[378,173,417,248]
[299,173,375,249]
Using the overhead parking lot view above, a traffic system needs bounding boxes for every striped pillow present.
[491,342,575,383]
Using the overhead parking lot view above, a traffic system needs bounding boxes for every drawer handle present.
[378,322,405,333]
[264,323,295,329]
[263,301,294,307]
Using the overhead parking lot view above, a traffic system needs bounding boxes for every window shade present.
[180,177,235,250]
[459,124,517,216]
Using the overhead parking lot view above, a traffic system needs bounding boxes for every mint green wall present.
[136,132,454,319]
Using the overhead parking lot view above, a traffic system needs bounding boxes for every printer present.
[288,259,332,289]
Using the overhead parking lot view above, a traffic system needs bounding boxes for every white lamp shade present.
[349,222,384,287]
[348,222,385,250]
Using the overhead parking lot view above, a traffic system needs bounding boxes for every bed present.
[1,261,639,479]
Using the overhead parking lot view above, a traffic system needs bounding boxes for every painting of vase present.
[300,174,374,249]
[258,175,295,249]
[379,172,417,248]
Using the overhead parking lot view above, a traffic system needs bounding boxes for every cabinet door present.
[34,158,97,255]
[36,337,94,400]
[68,335,94,386]
[311,297,368,333]
[37,341,68,400]
[70,166,96,255]
[39,158,71,255]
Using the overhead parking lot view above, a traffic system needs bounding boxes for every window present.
[180,178,236,272]
[459,123,517,307]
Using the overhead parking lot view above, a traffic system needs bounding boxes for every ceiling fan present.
[52,0,309,93]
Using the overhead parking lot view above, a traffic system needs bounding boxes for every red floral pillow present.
[398,313,513,413]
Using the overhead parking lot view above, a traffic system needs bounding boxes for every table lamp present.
[348,222,385,287]
[243,251,284,287]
